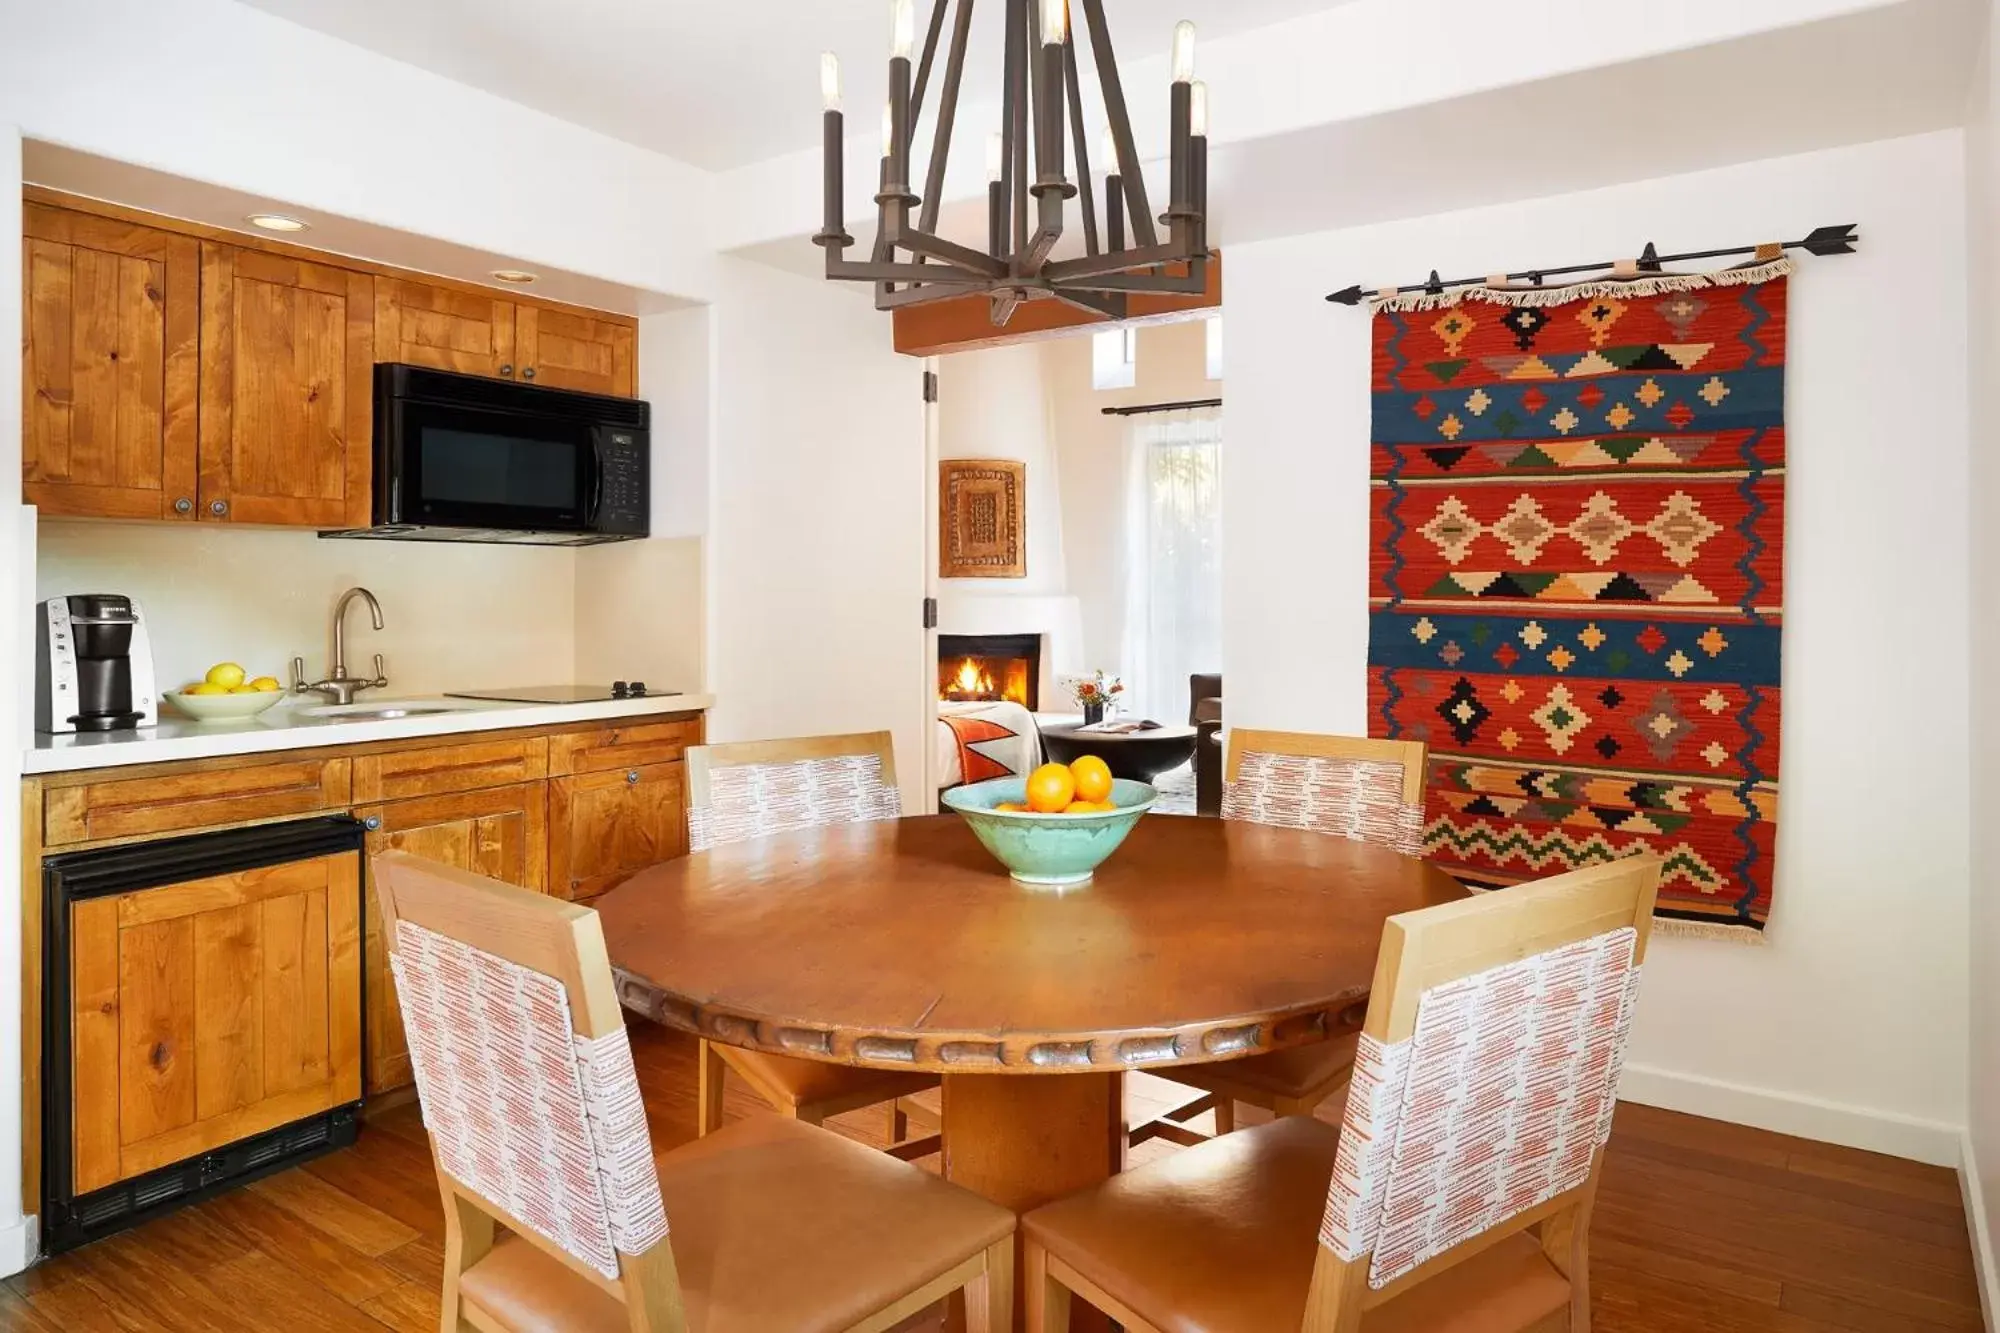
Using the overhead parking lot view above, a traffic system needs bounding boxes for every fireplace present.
[939,633,1041,710]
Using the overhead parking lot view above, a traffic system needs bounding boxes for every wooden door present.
[68,852,362,1195]
[198,244,374,527]
[358,784,547,1093]
[21,204,199,520]
[548,761,686,902]
[374,277,518,381]
[515,305,636,397]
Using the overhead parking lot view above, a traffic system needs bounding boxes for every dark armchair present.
[1190,673,1223,816]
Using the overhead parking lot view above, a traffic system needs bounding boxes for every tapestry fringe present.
[1373,257,1794,312]
[1457,879,1767,945]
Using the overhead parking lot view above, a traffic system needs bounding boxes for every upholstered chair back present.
[685,732,902,852]
[1222,729,1429,857]
[373,851,685,1328]
[1301,856,1660,1332]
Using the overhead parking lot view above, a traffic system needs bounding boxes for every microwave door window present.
[408,414,590,529]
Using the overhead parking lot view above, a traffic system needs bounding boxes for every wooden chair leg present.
[697,1039,727,1137]
[1212,1098,1235,1135]
[438,1176,495,1332]
[1025,1239,1070,1333]
[965,1235,1015,1333]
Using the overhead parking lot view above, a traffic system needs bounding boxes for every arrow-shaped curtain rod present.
[1324,224,1859,306]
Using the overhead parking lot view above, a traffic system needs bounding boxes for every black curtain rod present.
[1324,224,1859,306]
[1101,397,1222,417]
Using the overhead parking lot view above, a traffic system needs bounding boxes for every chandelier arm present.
[1064,40,1099,256]
[875,282,992,311]
[1047,289,1129,319]
[901,229,1010,278]
[1076,0,1158,249]
[829,258,987,284]
[992,290,1025,325]
[1042,243,1197,282]
[910,0,951,132]
[918,0,975,237]
[1048,270,1207,294]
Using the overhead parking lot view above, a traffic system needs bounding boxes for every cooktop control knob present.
[611,681,629,697]
[630,681,647,696]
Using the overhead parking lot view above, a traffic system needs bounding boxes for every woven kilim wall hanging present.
[1367,260,1788,939]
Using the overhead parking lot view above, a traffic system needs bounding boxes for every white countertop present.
[25,693,714,775]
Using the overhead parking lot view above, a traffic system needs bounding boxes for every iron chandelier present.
[816,0,1210,325]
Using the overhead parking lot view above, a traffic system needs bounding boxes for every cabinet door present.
[548,761,686,902]
[21,205,199,520]
[515,305,636,397]
[374,277,517,380]
[69,852,362,1195]
[198,245,374,527]
[358,783,547,1094]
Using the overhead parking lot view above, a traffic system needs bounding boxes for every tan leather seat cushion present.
[720,1045,936,1112]
[459,1115,1013,1333]
[1023,1117,1570,1333]
[1174,1031,1361,1104]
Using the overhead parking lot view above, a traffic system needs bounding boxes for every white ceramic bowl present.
[166,688,285,722]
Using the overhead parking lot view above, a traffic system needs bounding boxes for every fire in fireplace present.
[938,633,1041,710]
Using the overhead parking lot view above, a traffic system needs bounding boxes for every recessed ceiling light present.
[490,268,538,285]
[245,213,309,233]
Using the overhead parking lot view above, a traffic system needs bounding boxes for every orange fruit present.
[1025,762,1078,813]
[1064,801,1107,814]
[994,801,1028,813]
[1070,754,1113,804]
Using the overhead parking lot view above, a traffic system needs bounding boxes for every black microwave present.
[320,364,650,546]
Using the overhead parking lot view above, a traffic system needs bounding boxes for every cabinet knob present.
[362,815,382,831]
[626,770,640,785]
[521,366,537,380]
[209,499,230,517]
[173,496,193,515]
[498,363,515,377]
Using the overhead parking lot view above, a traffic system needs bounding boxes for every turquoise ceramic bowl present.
[942,776,1157,887]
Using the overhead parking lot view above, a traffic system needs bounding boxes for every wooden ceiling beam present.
[892,251,1221,357]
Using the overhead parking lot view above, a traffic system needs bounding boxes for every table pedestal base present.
[941,1072,1122,1333]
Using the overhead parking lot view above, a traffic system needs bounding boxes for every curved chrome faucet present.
[293,587,389,705]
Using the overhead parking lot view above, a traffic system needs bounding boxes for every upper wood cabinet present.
[21,205,199,521]
[515,305,636,397]
[374,277,517,380]
[198,244,375,529]
[68,851,362,1194]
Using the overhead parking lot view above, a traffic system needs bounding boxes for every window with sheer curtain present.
[1119,410,1222,725]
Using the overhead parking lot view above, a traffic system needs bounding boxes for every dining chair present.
[373,849,1016,1333]
[686,731,942,1158]
[1024,855,1660,1333]
[1149,729,1429,1142]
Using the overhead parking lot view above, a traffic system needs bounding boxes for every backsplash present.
[36,521,580,697]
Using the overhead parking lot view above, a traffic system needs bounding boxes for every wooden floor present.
[3,1023,1985,1332]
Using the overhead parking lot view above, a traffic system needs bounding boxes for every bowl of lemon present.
[942,755,1157,888]
[167,662,286,722]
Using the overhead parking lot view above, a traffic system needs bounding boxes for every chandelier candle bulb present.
[1190,79,1209,138]
[890,0,915,59]
[820,51,842,112]
[1171,20,1197,84]
[1040,0,1068,46]
[986,132,1005,183]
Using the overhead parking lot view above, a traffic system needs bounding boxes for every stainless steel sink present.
[304,705,462,722]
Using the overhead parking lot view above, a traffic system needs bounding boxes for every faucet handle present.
[290,655,309,694]
[370,653,389,688]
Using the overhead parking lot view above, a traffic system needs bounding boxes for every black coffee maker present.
[35,595,158,734]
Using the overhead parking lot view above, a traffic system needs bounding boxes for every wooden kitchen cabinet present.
[357,783,548,1093]
[21,204,200,521]
[68,851,362,1194]
[373,277,518,381]
[548,760,687,902]
[198,243,374,528]
[515,304,636,397]
[43,756,352,848]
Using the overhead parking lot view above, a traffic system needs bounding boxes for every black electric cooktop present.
[444,684,678,705]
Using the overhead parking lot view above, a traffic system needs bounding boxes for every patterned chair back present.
[373,851,685,1328]
[1301,856,1660,1332]
[685,731,902,852]
[1222,729,1428,857]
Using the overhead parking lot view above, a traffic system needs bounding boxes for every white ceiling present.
[230,0,1345,171]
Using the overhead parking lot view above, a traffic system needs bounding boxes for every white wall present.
[1226,130,1973,1163]
[0,126,27,1269]
[938,343,1067,595]
[1960,1,2000,1313]
[705,258,927,810]
[1043,320,1217,675]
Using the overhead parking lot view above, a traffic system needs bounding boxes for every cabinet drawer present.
[548,718,700,776]
[351,736,549,803]
[44,758,352,846]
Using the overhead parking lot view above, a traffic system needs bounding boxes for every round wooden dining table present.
[595,813,1464,1331]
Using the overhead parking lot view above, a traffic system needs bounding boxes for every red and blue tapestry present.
[1366,263,1788,938]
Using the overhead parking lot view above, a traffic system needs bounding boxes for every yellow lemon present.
[205,662,247,689]
[229,684,263,694]
[248,676,282,692]
[182,683,226,696]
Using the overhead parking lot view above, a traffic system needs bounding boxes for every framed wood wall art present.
[940,459,1026,579]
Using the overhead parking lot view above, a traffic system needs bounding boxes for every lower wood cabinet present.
[357,782,548,1094]
[68,851,362,1194]
[548,761,687,902]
